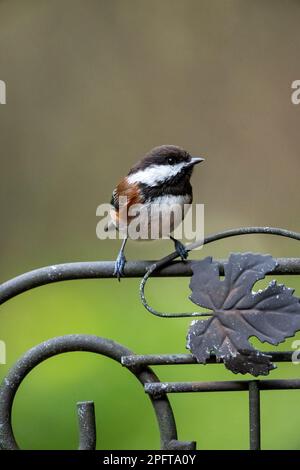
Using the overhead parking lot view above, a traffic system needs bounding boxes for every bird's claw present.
[113,252,127,281]
[171,237,189,261]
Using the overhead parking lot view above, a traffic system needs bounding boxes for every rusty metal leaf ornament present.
[187,253,300,376]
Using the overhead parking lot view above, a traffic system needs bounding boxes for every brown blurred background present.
[0,0,300,450]
[1,0,299,277]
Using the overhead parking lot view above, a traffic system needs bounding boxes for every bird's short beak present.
[186,157,205,167]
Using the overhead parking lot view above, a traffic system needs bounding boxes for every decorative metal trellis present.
[0,226,300,450]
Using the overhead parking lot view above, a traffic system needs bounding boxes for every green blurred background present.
[0,0,300,450]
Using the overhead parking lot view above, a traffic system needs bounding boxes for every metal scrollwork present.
[0,335,195,450]
[0,226,300,449]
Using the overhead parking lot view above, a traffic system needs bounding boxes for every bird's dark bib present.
[139,173,193,201]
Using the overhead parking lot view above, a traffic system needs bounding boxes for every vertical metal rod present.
[249,381,261,450]
[77,401,96,450]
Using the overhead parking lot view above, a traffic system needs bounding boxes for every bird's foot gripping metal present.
[140,226,300,377]
[170,236,188,261]
[113,251,127,281]
[0,226,300,449]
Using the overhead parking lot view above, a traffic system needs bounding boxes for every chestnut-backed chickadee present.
[106,145,205,280]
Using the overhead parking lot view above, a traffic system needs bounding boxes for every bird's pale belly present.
[132,194,192,240]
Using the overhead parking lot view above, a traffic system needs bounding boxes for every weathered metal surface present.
[121,351,295,367]
[249,382,261,450]
[139,225,300,319]
[1,225,300,307]
[0,226,300,450]
[0,258,299,307]
[144,379,300,396]
[187,253,300,376]
[0,335,194,450]
[77,402,96,450]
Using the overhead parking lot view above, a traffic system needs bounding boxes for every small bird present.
[106,145,205,279]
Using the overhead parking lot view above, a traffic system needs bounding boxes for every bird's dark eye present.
[168,156,176,165]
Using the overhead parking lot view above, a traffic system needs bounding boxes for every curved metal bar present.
[0,335,181,450]
[140,226,300,318]
[188,226,300,252]
[0,227,299,308]
[0,259,299,308]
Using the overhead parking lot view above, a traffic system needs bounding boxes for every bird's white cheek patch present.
[127,163,186,186]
